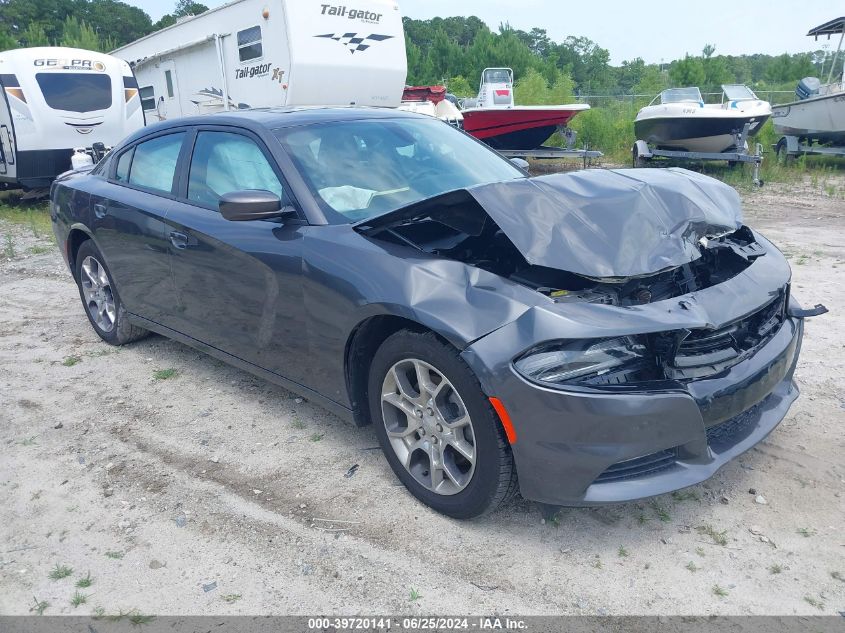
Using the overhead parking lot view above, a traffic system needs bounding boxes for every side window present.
[237,26,262,62]
[114,147,134,182]
[139,85,156,111]
[127,132,185,194]
[164,70,174,98]
[187,131,285,209]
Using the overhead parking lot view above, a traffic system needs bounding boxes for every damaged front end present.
[356,167,825,505]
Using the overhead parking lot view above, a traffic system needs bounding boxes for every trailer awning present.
[807,17,845,38]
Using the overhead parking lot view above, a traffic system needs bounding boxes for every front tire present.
[368,330,517,519]
[74,240,149,346]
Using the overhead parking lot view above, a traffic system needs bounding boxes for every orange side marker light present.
[489,397,517,445]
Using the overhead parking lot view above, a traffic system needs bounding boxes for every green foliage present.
[154,1,209,30]
[446,75,474,97]
[61,15,103,51]
[20,22,50,47]
[670,54,707,88]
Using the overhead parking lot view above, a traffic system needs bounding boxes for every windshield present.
[722,84,757,101]
[35,73,112,113]
[483,68,512,84]
[275,117,524,223]
[660,87,702,104]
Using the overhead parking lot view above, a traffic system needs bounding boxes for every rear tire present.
[775,138,795,165]
[74,240,149,346]
[367,330,517,519]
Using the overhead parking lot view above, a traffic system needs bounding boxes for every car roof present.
[133,106,427,140]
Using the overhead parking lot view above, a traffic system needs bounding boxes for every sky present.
[135,0,843,65]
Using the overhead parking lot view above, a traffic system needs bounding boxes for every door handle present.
[169,231,189,250]
[93,203,108,219]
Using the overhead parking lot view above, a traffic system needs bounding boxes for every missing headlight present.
[513,337,661,386]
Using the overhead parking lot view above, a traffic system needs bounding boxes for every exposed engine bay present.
[367,212,765,306]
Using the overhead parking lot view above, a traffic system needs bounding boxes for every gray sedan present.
[50,107,823,518]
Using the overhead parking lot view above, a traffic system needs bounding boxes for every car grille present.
[594,449,677,483]
[669,293,786,379]
[705,400,762,446]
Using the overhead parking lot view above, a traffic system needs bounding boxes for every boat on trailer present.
[772,16,845,159]
[460,68,589,150]
[634,85,771,153]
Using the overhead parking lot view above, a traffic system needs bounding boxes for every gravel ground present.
[0,175,843,617]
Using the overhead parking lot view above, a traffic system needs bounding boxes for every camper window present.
[165,71,174,99]
[35,73,112,113]
[237,26,263,62]
[140,86,156,111]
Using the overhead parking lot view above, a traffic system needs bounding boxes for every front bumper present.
[462,307,803,506]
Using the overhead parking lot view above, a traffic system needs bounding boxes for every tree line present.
[0,1,831,100]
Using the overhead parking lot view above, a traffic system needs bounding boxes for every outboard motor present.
[796,77,821,100]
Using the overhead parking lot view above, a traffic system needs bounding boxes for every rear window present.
[35,73,112,113]
[126,133,185,194]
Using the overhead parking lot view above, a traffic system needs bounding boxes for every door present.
[156,60,182,121]
[89,130,187,322]
[0,100,16,179]
[162,128,309,382]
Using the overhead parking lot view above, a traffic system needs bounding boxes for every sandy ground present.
[0,175,843,617]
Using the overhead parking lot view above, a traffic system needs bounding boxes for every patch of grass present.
[650,500,671,522]
[796,527,816,538]
[695,547,706,557]
[20,435,38,446]
[686,561,699,572]
[76,572,93,588]
[712,584,729,598]
[153,368,177,380]
[547,511,561,528]
[29,596,49,615]
[92,606,106,618]
[3,233,15,258]
[804,595,824,610]
[769,564,783,574]
[221,593,242,603]
[28,244,53,255]
[62,355,82,367]
[618,546,628,558]
[409,588,422,602]
[291,419,306,429]
[70,591,88,608]
[104,551,124,559]
[106,609,154,625]
[48,563,73,580]
[309,432,325,442]
[591,557,602,569]
[696,524,728,546]
[636,513,650,525]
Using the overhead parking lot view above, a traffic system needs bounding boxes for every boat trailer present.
[632,123,764,186]
[775,135,845,161]
[498,128,603,168]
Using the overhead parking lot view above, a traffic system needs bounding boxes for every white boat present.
[634,85,771,153]
[772,17,845,146]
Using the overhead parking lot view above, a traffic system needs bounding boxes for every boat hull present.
[461,105,589,150]
[634,114,769,153]
[772,92,845,145]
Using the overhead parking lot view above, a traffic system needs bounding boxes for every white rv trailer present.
[0,47,145,189]
[112,0,407,122]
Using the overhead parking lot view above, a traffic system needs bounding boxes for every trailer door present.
[159,61,182,119]
[0,101,15,179]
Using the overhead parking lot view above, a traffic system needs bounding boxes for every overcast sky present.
[136,0,842,64]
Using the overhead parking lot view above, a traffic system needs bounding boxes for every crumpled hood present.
[468,167,743,279]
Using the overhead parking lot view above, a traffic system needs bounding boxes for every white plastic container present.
[71,151,94,171]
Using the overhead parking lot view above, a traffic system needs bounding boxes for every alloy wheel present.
[381,358,477,495]
[79,255,116,333]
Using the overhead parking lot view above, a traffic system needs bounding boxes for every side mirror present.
[219,190,294,221]
[509,157,530,171]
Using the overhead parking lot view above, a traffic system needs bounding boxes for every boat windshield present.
[483,68,512,84]
[722,84,757,101]
[660,87,703,104]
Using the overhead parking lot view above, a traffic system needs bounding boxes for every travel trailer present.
[0,47,145,190]
[112,0,407,121]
